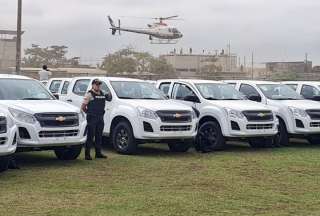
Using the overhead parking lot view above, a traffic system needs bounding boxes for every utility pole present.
[15,0,22,74]
[251,52,254,79]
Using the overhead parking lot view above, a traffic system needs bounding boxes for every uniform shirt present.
[38,69,52,81]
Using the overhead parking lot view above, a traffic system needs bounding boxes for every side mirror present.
[248,95,261,102]
[53,93,60,100]
[184,95,200,103]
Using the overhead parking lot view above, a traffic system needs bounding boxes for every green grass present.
[1,140,320,216]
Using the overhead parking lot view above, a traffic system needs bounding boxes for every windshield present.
[0,79,54,100]
[196,83,246,100]
[258,84,302,100]
[111,81,167,100]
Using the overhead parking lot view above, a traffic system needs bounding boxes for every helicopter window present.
[172,28,178,33]
[168,28,172,33]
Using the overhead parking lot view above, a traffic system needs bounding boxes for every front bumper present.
[225,117,278,138]
[0,125,17,156]
[133,117,198,140]
[290,117,320,135]
[16,121,87,148]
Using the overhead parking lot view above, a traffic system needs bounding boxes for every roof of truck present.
[157,79,223,84]
[282,81,320,85]
[224,80,279,85]
[0,74,31,80]
[71,76,142,82]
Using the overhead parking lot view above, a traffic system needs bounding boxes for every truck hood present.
[208,100,271,111]
[269,99,320,110]
[0,100,80,114]
[120,99,193,111]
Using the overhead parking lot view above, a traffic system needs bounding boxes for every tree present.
[23,45,79,68]
[101,47,176,76]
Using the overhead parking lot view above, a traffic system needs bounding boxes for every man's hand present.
[105,92,112,102]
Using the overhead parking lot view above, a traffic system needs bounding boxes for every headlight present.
[289,107,307,118]
[225,108,245,119]
[79,111,86,122]
[9,108,37,124]
[191,110,197,119]
[137,107,158,119]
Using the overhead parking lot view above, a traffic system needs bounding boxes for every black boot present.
[95,149,107,159]
[85,149,92,161]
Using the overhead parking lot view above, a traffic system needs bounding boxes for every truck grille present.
[246,124,274,130]
[39,130,79,138]
[0,137,6,145]
[310,122,320,128]
[0,117,7,134]
[242,111,273,122]
[156,110,192,123]
[160,125,191,132]
[306,110,320,120]
[35,113,79,128]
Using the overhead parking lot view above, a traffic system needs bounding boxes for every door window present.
[239,84,260,97]
[286,84,298,91]
[49,80,62,93]
[172,83,197,100]
[159,82,171,95]
[72,79,90,96]
[301,85,320,99]
[61,81,70,95]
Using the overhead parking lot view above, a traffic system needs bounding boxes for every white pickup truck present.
[0,107,18,172]
[47,78,72,101]
[63,77,198,154]
[0,74,86,160]
[225,80,320,145]
[156,79,279,151]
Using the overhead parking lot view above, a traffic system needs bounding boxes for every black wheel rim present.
[198,125,217,149]
[116,127,129,150]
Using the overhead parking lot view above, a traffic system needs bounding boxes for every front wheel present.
[0,156,10,172]
[112,121,137,155]
[54,145,83,160]
[168,140,192,153]
[195,121,225,153]
[275,120,289,146]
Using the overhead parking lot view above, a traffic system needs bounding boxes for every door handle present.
[67,99,73,102]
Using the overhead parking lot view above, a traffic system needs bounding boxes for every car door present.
[301,85,320,100]
[48,79,62,94]
[100,80,113,135]
[171,82,200,108]
[66,78,91,108]
[59,80,70,101]
[239,83,262,102]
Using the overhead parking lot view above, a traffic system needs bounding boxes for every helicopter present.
[107,15,183,44]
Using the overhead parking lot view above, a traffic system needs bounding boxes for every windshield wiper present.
[205,97,219,100]
[118,97,136,99]
[141,98,162,100]
[21,98,48,100]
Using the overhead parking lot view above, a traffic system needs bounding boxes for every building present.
[162,53,238,78]
[0,30,21,70]
[266,61,313,74]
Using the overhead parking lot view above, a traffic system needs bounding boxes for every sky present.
[1,0,320,66]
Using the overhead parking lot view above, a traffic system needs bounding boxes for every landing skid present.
[150,39,179,44]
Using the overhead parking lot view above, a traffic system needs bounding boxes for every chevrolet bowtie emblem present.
[56,116,66,122]
[257,113,266,117]
[174,113,182,118]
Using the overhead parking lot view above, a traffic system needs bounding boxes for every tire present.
[276,119,289,146]
[168,140,192,153]
[0,156,9,172]
[249,137,274,148]
[54,145,83,160]
[112,121,137,154]
[307,136,320,145]
[195,121,225,153]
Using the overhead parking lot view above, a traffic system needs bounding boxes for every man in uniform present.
[81,79,112,160]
